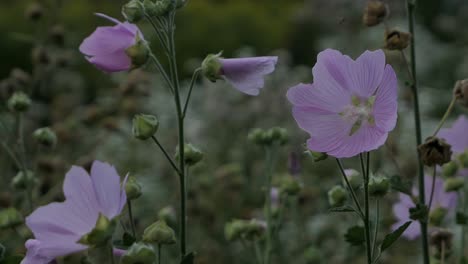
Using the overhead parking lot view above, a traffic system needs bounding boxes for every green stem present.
[182,68,201,118]
[17,114,33,212]
[371,199,380,259]
[460,179,467,263]
[336,159,364,219]
[254,241,263,264]
[127,199,137,238]
[149,55,174,94]
[428,166,437,210]
[145,15,170,52]
[158,244,162,264]
[433,97,457,137]
[406,1,430,263]
[264,146,276,264]
[151,136,182,176]
[109,243,115,264]
[360,153,372,264]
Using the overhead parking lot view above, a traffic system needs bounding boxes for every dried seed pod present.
[385,29,412,50]
[363,1,389,27]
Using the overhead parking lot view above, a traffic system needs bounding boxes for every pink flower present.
[21,161,127,264]
[79,13,142,72]
[438,115,468,154]
[392,176,457,240]
[219,57,278,96]
[287,49,398,158]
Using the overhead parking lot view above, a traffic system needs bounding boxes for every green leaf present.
[380,221,412,252]
[409,203,428,222]
[344,226,365,246]
[180,252,195,264]
[328,205,355,213]
[457,212,468,225]
[389,175,412,195]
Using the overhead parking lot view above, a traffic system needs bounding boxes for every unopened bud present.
[132,114,159,140]
[279,177,302,196]
[328,185,347,207]
[369,176,390,197]
[248,128,268,145]
[176,143,204,166]
[49,25,65,46]
[126,35,149,69]
[418,136,452,166]
[0,208,23,229]
[142,220,176,245]
[33,127,57,147]
[122,0,145,23]
[459,151,468,168]
[442,161,459,178]
[201,52,223,82]
[225,219,266,241]
[143,0,176,17]
[31,46,50,65]
[429,207,447,226]
[158,206,176,226]
[25,2,44,21]
[267,127,289,146]
[8,92,31,112]
[453,79,468,107]
[125,176,142,200]
[306,150,328,162]
[121,243,156,264]
[343,169,361,190]
[363,1,389,27]
[444,177,464,192]
[79,214,117,247]
[11,170,37,190]
[385,29,411,50]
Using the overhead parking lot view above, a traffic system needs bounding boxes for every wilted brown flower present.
[453,79,468,107]
[418,136,452,166]
[385,29,412,50]
[363,1,389,27]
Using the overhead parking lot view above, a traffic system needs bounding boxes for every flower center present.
[340,95,376,136]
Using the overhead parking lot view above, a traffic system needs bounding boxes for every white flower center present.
[340,95,376,136]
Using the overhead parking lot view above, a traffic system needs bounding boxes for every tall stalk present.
[406,1,430,263]
[360,153,372,264]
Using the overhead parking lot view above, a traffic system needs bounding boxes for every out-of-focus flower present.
[8,91,31,112]
[21,161,127,264]
[392,176,457,240]
[438,115,468,154]
[79,13,144,73]
[202,53,278,96]
[287,49,398,158]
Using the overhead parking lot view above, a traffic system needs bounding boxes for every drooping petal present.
[87,50,132,73]
[344,50,386,97]
[220,56,278,96]
[439,115,468,154]
[79,26,135,57]
[372,65,398,131]
[21,239,86,264]
[90,161,125,219]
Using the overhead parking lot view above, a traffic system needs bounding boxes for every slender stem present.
[182,68,202,118]
[17,114,33,212]
[335,159,364,219]
[441,240,446,264]
[158,244,162,264]
[145,15,170,53]
[254,241,263,264]
[428,166,437,210]
[460,179,467,263]
[109,243,115,264]
[0,142,22,169]
[264,146,276,264]
[149,55,174,94]
[433,97,457,137]
[360,153,372,264]
[127,199,137,238]
[151,136,182,176]
[406,1,430,263]
[371,199,380,259]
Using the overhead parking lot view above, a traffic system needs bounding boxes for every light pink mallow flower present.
[392,175,457,240]
[287,49,398,158]
[79,13,142,72]
[438,115,468,154]
[21,161,128,264]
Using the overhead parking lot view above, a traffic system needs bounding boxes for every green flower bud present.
[8,92,31,112]
[459,151,468,168]
[429,207,447,226]
[368,176,390,197]
[142,220,176,245]
[225,219,265,241]
[33,127,57,147]
[79,213,117,247]
[125,176,142,200]
[343,169,361,190]
[121,243,156,264]
[328,185,347,207]
[11,170,37,190]
[248,128,269,145]
[279,177,302,196]
[225,219,245,241]
[267,127,289,146]
[305,150,328,162]
[175,143,203,166]
[444,177,464,192]
[0,207,23,229]
[125,35,150,69]
[158,206,176,226]
[132,114,159,140]
[442,161,459,178]
[201,52,223,82]
[122,0,145,23]
[143,0,176,17]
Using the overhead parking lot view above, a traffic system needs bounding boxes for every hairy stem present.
[127,199,137,238]
[360,153,372,264]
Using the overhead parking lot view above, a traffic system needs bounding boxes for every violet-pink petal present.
[79,26,135,57]
[439,115,468,154]
[372,65,398,131]
[344,50,386,98]
[21,238,86,264]
[220,56,277,96]
[90,161,125,219]
[287,83,347,113]
[310,49,352,111]
[87,50,132,73]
